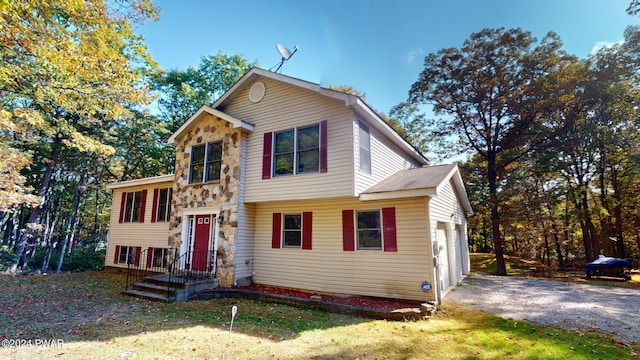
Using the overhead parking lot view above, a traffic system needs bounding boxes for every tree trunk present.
[9,137,62,273]
[611,170,626,257]
[55,172,85,273]
[487,155,506,275]
[2,212,14,245]
[543,231,551,266]
[551,223,564,267]
[41,212,59,274]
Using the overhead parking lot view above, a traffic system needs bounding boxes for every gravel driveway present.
[444,275,640,344]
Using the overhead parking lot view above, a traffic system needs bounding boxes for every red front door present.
[192,215,211,271]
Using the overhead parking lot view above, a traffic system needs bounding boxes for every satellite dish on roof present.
[272,44,298,73]
[277,44,293,60]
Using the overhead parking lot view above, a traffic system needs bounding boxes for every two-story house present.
[105,67,472,303]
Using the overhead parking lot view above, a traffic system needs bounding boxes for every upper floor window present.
[359,121,371,174]
[154,188,172,222]
[274,124,319,176]
[262,121,327,179]
[189,141,223,184]
[122,191,143,223]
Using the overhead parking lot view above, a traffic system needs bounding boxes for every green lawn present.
[0,271,637,359]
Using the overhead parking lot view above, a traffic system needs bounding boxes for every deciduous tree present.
[0,0,159,272]
[407,28,577,275]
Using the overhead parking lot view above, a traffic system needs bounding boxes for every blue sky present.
[137,0,637,116]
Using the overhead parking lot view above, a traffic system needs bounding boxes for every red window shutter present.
[302,212,313,250]
[139,190,147,223]
[271,213,281,249]
[146,247,154,268]
[114,245,121,264]
[118,192,126,223]
[342,210,355,251]
[382,207,397,252]
[262,132,273,179]
[134,246,142,266]
[151,189,159,223]
[320,120,328,173]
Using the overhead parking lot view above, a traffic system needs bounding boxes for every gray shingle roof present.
[362,164,458,194]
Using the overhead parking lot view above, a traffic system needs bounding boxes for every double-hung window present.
[117,246,137,264]
[356,210,382,250]
[282,214,302,247]
[263,121,327,179]
[155,188,172,222]
[151,248,167,268]
[123,191,143,223]
[342,207,397,252]
[271,212,313,250]
[189,141,223,184]
[274,124,319,176]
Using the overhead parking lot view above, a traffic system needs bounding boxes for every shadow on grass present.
[0,271,368,344]
[2,271,638,359]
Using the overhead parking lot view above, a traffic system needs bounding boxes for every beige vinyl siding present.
[252,197,434,302]
[234,132,254,283]
[355,118,422,195]
[222,78,355,202]
[106,182,172,268]
[428,179,468,288]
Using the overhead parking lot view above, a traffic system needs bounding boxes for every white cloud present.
[590,40,624,55]
[405,49,425,64]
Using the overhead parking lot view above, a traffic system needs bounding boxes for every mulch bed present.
[196,284,433,320]
[239,284,421,311]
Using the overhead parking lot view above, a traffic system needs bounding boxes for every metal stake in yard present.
[222,305,238,360]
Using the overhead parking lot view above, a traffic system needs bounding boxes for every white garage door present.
[436,223,451,292]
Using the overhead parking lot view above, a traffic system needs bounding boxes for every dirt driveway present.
[444,275,640,344]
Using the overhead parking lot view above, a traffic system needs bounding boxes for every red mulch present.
[237,284,421,311]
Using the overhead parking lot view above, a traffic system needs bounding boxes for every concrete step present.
[142,275,187,289]
[131,282,177,296]
[122,289,174,302]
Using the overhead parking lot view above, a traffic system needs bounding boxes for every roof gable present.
[213,67,427,165]
[167,105,254,145]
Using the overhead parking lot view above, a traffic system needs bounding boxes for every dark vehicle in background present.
[586,255,633,281]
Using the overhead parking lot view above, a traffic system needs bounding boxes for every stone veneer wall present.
[168,114,243,286]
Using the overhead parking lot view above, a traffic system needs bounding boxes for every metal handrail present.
[124,248,171,290]
[166,249,216,298]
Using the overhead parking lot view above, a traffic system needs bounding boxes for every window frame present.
[189,141,223,184]
[151,248,167,268]
[358,121,371,174]
[273,129,295,176]
[155,188,172,222]
[117,246,135,264]
[273,123,320,177]
[123,191,143,223]
[281,213,302,248]
[356,209,382,250]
